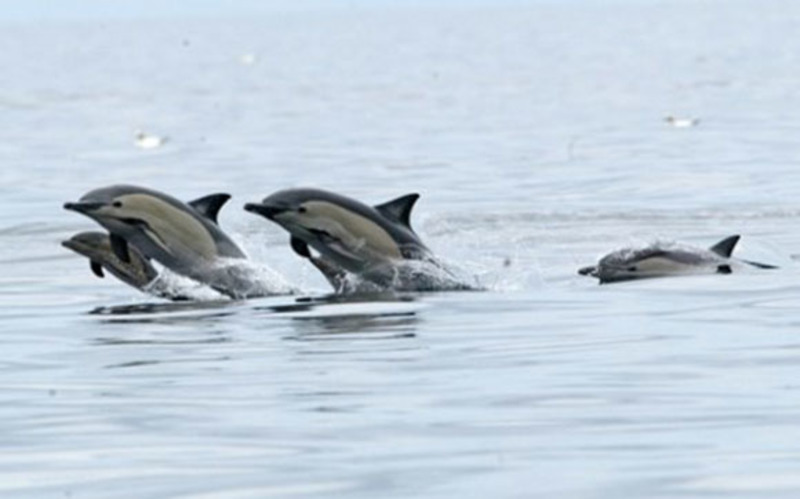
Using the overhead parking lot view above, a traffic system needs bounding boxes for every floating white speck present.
[239,53,257,66]
[134,130,168,149]
[664,115,700,128]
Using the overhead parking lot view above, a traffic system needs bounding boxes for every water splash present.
[144,267,225,301]
[211,257,299,298]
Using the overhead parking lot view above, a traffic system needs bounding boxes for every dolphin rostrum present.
[64,185,274,299]
[244,188,472,291]
[578,234,777,284]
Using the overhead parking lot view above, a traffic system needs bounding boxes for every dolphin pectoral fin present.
[374,193,420,230]
[740,258,779,270]
[290,237,313,258]
[709,235,740,258]
[110,234,131,263]
[90,261,105,278]
[188,193,231,224]
[290,236,312,258]
[717,264,732,274]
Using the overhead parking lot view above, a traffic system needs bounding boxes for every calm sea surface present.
[3,1,800,497]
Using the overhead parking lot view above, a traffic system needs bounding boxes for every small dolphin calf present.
[578,234,777,284]
[64,185,271,299]
[61,231,191,300]
[245,188,472,292]
[62,231,159,291]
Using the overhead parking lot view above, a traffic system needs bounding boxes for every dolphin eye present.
[627,266,637,271]
[297,206,307,214]
[112,201,123,208]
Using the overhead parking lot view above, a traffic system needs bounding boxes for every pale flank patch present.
[634,256,704,274]
[304,201,402,260]
[119,194,218,260]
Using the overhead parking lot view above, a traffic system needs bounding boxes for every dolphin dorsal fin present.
[709,235,740,258]
[188,193,231,224]
[374,193,420,229]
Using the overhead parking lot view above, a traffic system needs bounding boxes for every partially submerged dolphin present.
[244,188,472,292]
[578,234,777,284]
[61,231,191,300]
[64,185,274,299]
[62,231,159,292]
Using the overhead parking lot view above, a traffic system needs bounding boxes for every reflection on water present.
[90,293,422,332]
[290,313,418,338]
[90,299,237,317]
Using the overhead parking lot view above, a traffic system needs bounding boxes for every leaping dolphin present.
[244,188,473,292]
[578,234,777,284]
[64,185,275,299]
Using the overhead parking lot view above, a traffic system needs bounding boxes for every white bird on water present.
[134,130,168,149]
[664,116,700,128]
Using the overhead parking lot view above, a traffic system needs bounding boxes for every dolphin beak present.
[64,201,105,213]
[244,202,287,220]
[578,265,597,276]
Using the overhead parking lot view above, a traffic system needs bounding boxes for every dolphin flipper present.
[110,233,131,263]
[90,260,105,278]
[374,193,420,229]
[290,236,312,258]
[709,235,740,258]
[188,193,231,224]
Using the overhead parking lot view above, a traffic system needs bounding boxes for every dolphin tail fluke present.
[740,258,779,270]
[709,235,740,258]
[374,193,420,229]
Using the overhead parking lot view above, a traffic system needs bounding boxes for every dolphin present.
[578,235,778,284]
[244,188,471,291]
[64,185,266,298]
[62,231,159,292]
[61,231,192,301]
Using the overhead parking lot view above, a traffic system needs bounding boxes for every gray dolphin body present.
[64,185,266,299]
[62,231,159,291]
[245,188,471,292]
[61,231,191,300]
[578,235,777,284]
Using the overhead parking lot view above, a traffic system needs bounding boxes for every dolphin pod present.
[64,184,779,300]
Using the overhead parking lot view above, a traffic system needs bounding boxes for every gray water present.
[3,1,800,497]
